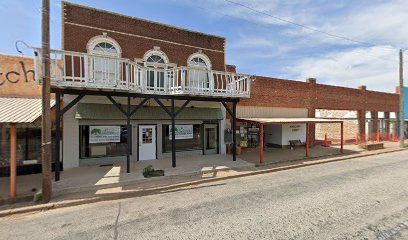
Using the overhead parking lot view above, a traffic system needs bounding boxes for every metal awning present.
[239,117,343,124]
[0,97,55,123]
[239,117,344,164]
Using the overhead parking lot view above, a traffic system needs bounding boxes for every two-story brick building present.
[1,2,403,181]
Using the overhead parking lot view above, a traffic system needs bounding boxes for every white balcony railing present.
[34,49,251,98]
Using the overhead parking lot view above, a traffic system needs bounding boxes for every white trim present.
[187,52,212,70]
[66,21,224,53]
[143,48,169,64]
[86,35,122,57]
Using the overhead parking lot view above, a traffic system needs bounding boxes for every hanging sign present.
[89,126,121,143]
[169,125,194,140]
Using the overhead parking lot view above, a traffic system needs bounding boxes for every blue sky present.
[1,0,407,92]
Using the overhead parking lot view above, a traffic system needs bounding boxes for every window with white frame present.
[87,36,121,85]
[187,53,211,91]
[144,49,169,91]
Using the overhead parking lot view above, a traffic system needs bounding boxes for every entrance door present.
[138,125,156,160]
[204,124,218,155]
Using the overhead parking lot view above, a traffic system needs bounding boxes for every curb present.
[1,147,406,218]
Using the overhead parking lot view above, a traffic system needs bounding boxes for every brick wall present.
[240,76,399,112]
[0,55,39,97]
[63,2,226,71]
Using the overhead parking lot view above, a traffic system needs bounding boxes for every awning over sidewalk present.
[239,117,343,124]
[238,117,344,164]
[0,97,56,123]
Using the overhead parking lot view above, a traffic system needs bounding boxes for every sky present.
[1,0,407,93]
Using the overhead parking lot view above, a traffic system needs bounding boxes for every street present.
[1,151,408,240]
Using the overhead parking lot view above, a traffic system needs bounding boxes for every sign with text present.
[89,126,121,143]
[169,125,194,140]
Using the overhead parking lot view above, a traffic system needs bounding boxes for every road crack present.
[113,202,122,240]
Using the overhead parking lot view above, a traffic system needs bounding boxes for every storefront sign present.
[89,126,121,143]
[289,125,301,132]
[169,125,193,140]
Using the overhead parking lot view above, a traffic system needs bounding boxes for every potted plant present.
[143,165,164,178]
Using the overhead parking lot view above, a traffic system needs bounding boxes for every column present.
[259,123,264,164]
[10,124,17,198]
[384,112,390,140]
[357,110,366,142]
[308,108,316,146]
[307,78,317,146]
[371,111,379,141]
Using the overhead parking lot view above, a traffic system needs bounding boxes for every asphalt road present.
[1,151,408,240]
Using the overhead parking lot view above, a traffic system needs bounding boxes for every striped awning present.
[0,97,55,123]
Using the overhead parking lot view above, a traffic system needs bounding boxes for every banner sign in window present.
[169,125,194,140]
[89,126,121,143]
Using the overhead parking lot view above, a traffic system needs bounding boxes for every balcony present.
[34,49,251,98]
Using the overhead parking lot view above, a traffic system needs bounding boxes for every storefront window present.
[0,125,44,167]
[79,125,128,158]
[0,125,9,167]
[163,124,202,152]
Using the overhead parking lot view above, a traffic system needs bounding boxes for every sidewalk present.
[0,142,406,217]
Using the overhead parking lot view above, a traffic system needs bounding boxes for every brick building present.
[0,55,56,179]
[0,2,403,180]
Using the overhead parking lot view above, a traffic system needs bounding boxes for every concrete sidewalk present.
[0,142,406,217]
[0,154,254,203]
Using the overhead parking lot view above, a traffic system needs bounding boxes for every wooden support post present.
[126,97,131,173]
[171,98,176,168]
[232,101,237,161]
[305,123,309,158]
[340,122,344,153]
[259,123,264,164]
[54,92,61,181]
[41,0,52,203]
[10,124,17,198]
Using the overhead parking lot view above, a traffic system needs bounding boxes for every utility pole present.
[399,49,405,148]
[41,0,52,202]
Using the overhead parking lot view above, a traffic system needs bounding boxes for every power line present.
[224,0,400,52]
[194,4,400,65]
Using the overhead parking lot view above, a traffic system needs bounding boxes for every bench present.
[289,140,306,150]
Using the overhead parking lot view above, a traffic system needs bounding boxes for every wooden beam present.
[154,98,172,117]
[61,94,84,116]
[106,96,127,116]
[174,100,191,117]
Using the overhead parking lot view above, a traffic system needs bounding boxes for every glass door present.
[204,124,218,155]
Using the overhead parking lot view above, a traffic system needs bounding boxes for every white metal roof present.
[0,97,55,123]
[239,117,343,124]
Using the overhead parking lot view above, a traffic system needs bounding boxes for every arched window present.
[92,42,119,56]
[146,55,165,64]
[187,53,212,91]
[87,36,122,85]
[189,57,208,68]
[143,48,169,91]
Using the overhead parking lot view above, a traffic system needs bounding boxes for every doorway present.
[204,124,218,155]
[138,125,156,160]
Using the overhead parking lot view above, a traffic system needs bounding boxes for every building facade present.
[1,2,403,178]
[56,2,250,169]
[0,54,56,177]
